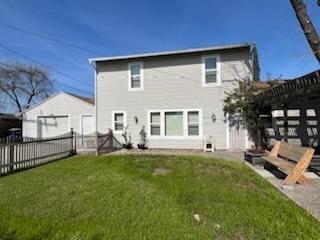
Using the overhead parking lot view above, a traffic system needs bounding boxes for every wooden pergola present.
[253,70,320,145]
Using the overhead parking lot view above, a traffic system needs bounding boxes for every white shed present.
[22,92,95,138]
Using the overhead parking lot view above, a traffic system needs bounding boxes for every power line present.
[0,22,100,55]
[0,43,93,94]
[0,61,92,96]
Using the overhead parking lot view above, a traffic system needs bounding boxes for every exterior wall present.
[96,48,252,149]
[22,93,95,138]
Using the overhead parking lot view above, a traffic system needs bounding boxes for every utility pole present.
[290,0,320,62]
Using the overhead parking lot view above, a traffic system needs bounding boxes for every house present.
[0,113,22,138]
[89,43,258,150]
[22,92,95,138]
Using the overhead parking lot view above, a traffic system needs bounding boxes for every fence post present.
[95,131,99,156]
[70,128,75,155]
[74,129,77,154]
[9,144,14,173]
[109,129,113,152]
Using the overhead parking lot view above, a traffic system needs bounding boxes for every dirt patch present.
[152,167,171,176]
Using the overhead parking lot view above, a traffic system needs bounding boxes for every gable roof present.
[21,91,94,114]
[89,42,255,63]
[66,92,95,105]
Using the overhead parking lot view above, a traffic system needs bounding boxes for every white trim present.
[226,113,230,149]
[80,114,95,135]
[36,114,70,138]
[21,91,94,114]
[88,43,254,63]
[201,54,221,87]
[94,66,98,132]
[128,62,144,91]
[111,111,127,134]
[147,108,202,140]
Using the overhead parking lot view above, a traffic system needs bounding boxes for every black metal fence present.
[0,130,76,176]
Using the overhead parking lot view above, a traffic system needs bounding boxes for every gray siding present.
[23,93,95,138]
[96,48,252,149]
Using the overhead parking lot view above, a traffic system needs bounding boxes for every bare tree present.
[290,0,320,62]
[0,62,53,112]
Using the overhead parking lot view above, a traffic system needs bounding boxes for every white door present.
[38,116,69,138]
[228,113,246,150]
[81,115,94,135]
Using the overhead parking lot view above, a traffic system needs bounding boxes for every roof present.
[253,70,320,106]
[0,113,20,120]
[89,42,255,63]
[66,92,95,105]
[252,80,287,96]
[21,91,94,114]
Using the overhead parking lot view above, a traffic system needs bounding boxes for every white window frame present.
[187,111,200,136]
[201,54,221,87]
[149,112,161,136]
[147,109,202,139]
[128,62,144,91]
[111,111,126,134]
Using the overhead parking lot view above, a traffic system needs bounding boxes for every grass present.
[0,154,319,240]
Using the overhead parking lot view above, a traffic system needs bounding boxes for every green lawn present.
[0,154,319,240]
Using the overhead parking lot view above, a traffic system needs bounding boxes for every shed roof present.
[21,91,94,114]
[66,92,94,105]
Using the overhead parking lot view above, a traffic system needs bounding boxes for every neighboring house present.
[22,92,95,138]
[89,43,258,150]
[0,113,22,138]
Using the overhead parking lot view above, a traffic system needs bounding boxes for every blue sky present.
[0,0,319,103]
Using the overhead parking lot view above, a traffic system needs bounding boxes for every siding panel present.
[23,93,94,138]
[96,48,251,149]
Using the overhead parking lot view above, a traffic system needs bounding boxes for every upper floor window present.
[128,62,144,91]
[202,55,221,87]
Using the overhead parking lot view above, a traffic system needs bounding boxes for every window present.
[112,111,126,133]
[165,112,183,136]
[187,111,199,136]
[150,112,161,136]
[202,55,221,86]
[128,62,143,91]
[148,109,202,138]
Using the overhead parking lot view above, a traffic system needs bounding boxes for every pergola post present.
[256,108,262,150]
[283,103,289,142]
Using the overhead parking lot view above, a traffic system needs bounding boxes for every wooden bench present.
[262,141,315,186]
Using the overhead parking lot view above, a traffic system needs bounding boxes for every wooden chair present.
[262,141,315,186]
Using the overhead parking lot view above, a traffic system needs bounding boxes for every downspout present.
[89,60,98,133]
